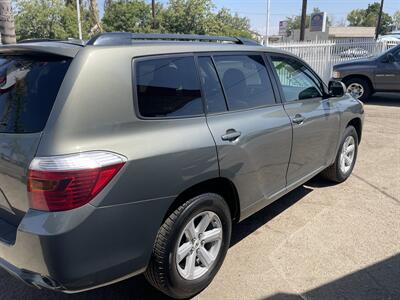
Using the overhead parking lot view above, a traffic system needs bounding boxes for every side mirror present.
[383,53,395,63]
[328,80,346,97]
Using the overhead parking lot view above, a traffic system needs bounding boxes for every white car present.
[339,48,370,58]
[377,32,400,42]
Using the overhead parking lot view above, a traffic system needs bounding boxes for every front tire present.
[344,77,371,101]
[145,193,232,299]
[322,126,359,183]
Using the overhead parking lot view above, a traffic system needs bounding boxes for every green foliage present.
[14,0,254,41]
[15,0,92,40]
[347,2,393,35]
[103,0,253,37]
[162,0,214,34]
[207,8,252,38]
[102,0,155,33]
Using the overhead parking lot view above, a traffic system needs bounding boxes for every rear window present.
[0,55,71,133]
[135,56,203,118]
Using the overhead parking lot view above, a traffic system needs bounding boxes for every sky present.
[97,0,400,34]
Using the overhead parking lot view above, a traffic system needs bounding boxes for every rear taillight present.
[28,151,127,212]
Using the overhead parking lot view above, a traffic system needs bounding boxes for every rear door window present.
[0,55,71,133]
[213,55,276,111]
[135,56,203,118]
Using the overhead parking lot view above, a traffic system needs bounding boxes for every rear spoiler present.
[0,42,82,58]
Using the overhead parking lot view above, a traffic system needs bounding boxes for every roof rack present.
[86,32,261,46]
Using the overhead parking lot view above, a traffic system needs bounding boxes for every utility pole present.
[76,0,83,40]
[299,0,307,41]
[265,0,270,46]
[152,0,156,29]
[375,0,384,40]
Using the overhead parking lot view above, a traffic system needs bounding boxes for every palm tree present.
[0,0,16,44]
[89,0,102,33]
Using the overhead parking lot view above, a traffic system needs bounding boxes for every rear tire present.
[145,193,232,299]
[343,77,371,102]
[322,126,358,183]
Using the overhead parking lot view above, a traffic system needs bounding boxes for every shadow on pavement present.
[364,92,400,107]
[263,253,400,300]
[230,184,313,247]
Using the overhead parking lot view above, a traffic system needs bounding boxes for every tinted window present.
[136,56,203,118]
[198,57,227,114]
[213,55,275,111]
[0,56,71,133]
[271,56,323,102]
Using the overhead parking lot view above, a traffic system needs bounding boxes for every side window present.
[198,57,227,114]
[271,56,323,102]
[213,55,276,111]
[135,56,203,118]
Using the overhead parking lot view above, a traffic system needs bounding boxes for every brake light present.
[28,151,127,212]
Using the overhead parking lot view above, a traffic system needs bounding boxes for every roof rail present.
[86,32,261,46]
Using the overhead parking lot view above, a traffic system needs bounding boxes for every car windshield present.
[378,44,400,58]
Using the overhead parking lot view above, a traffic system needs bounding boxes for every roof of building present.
[328,27,375,38]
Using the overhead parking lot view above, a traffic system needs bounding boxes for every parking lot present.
[0,93,399,300]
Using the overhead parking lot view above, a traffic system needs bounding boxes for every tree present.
[89,0,102,33]
[102,0,253,37]
[393,10,400,30]
[0,0,16,44]
[15,0,92,40]
[207,8,252,38]
[102,0,154,33]
[347,2,393,35]
[163,0,214,34]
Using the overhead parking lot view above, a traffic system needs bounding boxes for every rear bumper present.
[0,196,174,292]
[0,257,62,290]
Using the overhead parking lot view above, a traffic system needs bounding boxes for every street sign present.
[279,20,288,36]
[310,12,327,32]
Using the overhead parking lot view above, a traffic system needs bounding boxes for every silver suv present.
[0,33,364,299]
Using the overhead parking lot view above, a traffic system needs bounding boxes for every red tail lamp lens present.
[27,152,126,212]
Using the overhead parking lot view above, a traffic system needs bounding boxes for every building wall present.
[286,27,375,42]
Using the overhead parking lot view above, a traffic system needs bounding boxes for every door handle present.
[221,129,241,142]
[292,114,305,125]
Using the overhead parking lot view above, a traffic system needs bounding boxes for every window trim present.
[132,53,206,120]
[194,51,280,116]
[195,55,229,115]
[266,53,329,103]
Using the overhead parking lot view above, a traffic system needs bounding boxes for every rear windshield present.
[0,55,71,133]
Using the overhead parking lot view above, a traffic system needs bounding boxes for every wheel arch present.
[163,177,241,223]
[347,117,362,143]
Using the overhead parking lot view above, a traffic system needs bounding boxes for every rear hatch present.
[0,50,73,228]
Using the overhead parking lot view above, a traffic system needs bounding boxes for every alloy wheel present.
[176,211,223,280]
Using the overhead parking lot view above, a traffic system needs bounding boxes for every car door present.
[197,54,292,218]
[269,54,340,187]
[375,47,400,91]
